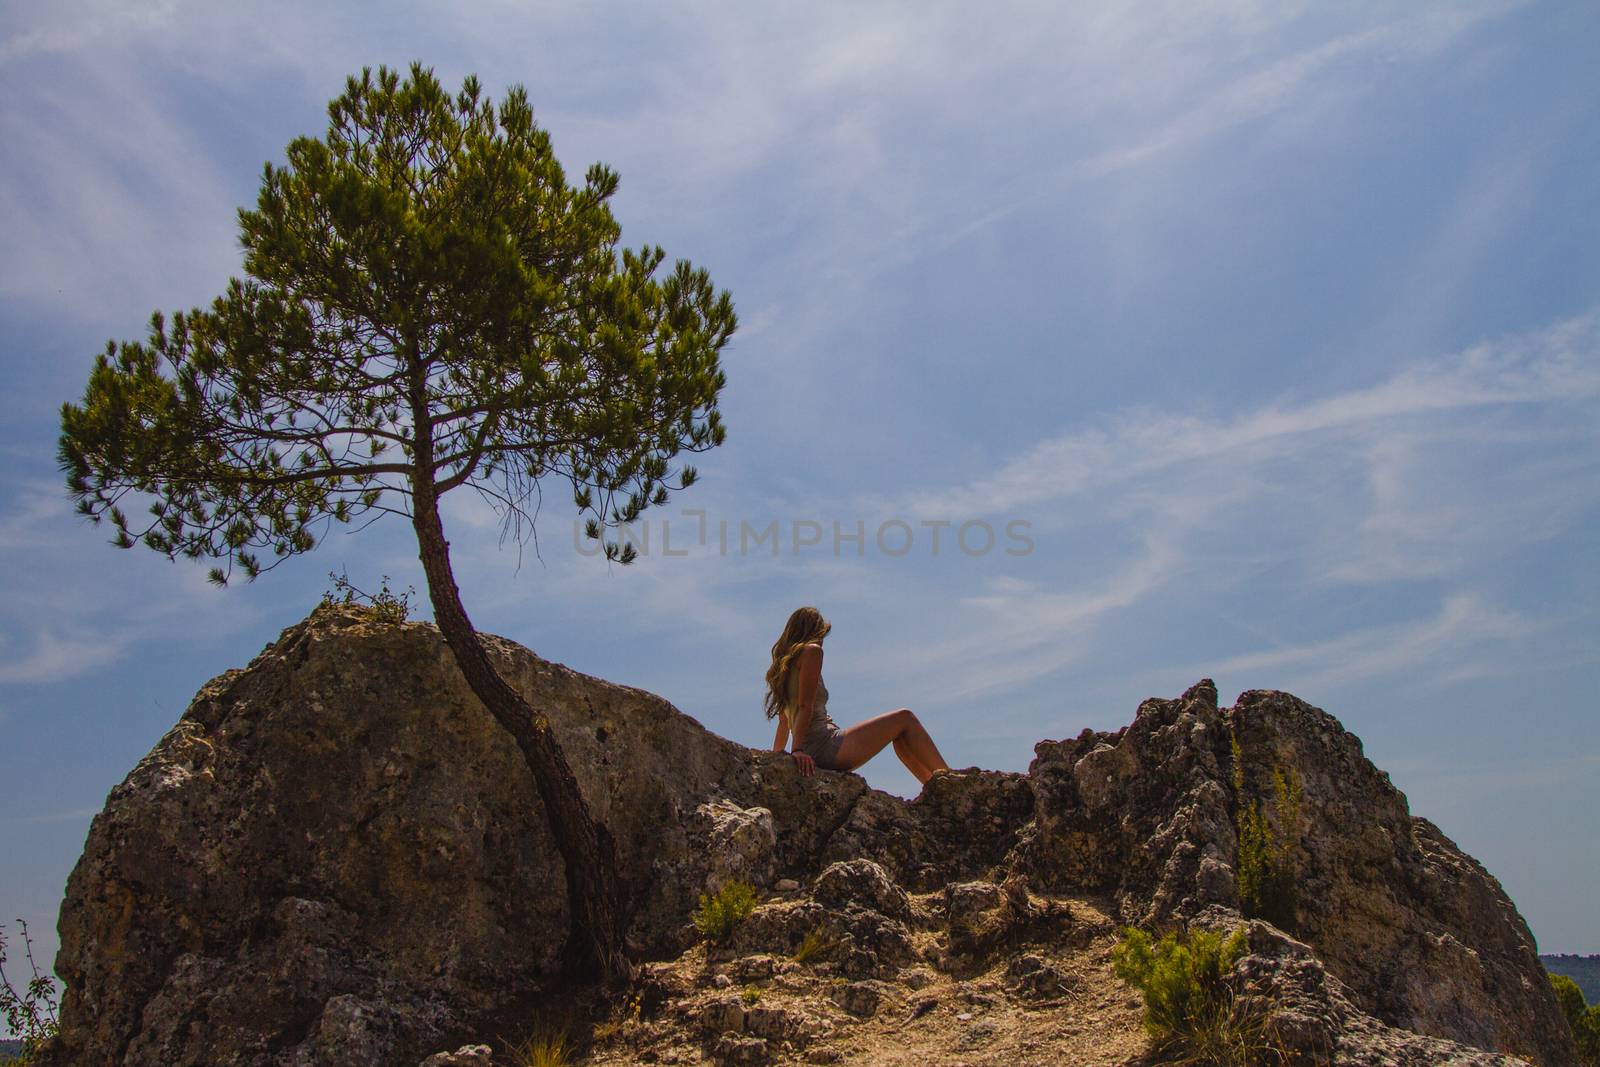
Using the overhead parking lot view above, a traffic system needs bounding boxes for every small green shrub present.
[1552,972,1600,1066]
[1232,730,1301,928]
[740,985,762,1006]
[0,921,59,1066]
[1113,925,1275,1065]
[320,569,415,624]
[692,880,759,944]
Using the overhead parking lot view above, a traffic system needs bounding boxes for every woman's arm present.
[771,715,789,753]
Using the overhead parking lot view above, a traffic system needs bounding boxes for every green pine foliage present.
[1552,972,1600,1066]
[1113,926,1277,1065]
[1231,730,1301,928]
[692,881,759,944]
[59,61,736,582]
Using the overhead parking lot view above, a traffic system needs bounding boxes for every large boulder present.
[1023,679,1573,1065]
[44,605,862,1066]
[42,611,1575,1065]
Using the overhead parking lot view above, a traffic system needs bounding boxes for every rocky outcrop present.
[1022,680,1571,1064]
[41,606,1575,1065]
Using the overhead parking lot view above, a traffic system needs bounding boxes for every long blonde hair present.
[764,606,831,720]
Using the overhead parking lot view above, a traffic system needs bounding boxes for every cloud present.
[901,312,1600,518]
[797,314,1599,710]
[1200,592,1531,693]
[0,0,181,65]
[420,311,1598,730]
[0,475,272,689]
[0,630,128,685]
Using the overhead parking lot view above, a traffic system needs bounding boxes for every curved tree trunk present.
[409,471,629,984]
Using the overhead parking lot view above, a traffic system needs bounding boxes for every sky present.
[1,0,1597,1002]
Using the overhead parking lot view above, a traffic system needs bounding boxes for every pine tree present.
[58,62,736,983]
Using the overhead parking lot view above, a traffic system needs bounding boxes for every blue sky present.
[2,0,1597,1000]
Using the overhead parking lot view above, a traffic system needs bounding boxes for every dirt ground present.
[575,893,1153,1067]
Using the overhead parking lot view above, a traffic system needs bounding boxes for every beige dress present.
[785,670,846,769]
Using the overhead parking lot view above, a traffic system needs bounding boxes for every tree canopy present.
[61,62,735,581]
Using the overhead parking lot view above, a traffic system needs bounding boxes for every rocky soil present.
[38,606,1578,1066]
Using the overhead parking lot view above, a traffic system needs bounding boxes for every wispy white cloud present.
[0,0,181,65]
[783,314,1597,710]
[0,476,272,688]
[0,630,128,685]
[1199,592,1532,693]
[901,312,1600,518]
[454,312,1598,729]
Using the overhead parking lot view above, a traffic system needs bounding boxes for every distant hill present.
[1545,954,1600,1004]
[0,1038,22,1062]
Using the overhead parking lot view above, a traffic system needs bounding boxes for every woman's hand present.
[791,751,815,777]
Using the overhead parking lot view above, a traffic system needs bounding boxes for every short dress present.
[785,673,846,770]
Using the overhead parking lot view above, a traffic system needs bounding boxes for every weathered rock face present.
[42,607,1574,1065]
[1023,680,1573,1066]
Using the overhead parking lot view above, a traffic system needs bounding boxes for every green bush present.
[1113,926,1277,1065]
[1232,730,1301,928]
[692,880,759,944]
[1552,971,1600,1066]
[0,922,58,1066]
[320,569,414,624]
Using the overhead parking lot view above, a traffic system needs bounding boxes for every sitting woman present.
[765,605,950,783]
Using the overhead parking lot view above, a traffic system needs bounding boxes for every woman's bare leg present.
[834,708,949,784]
[894,734,933,782]
[900,709,949,777]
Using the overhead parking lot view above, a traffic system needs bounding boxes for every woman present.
[765,606,951,783]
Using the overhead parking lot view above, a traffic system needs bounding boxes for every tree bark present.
[406,389,628,984]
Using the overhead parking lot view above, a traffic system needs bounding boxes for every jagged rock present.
[688,799,777,894]
[1023,679,1574,1065]
[727,955,775,981]
[943,880,1003,924]
[810,859,912,922]
[41,613,1575,1066]
[820,768,1034,891]
[743,1003,804,1041]
[1222,920,1533,1066]
[417,1046,493,1067]
[1027,679,1237,920]
[827,980,887,1017]
[1005,953,1071,999]
[938,871,1070,972]
[710,1032,769,1065]
[699,997,746,1035]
